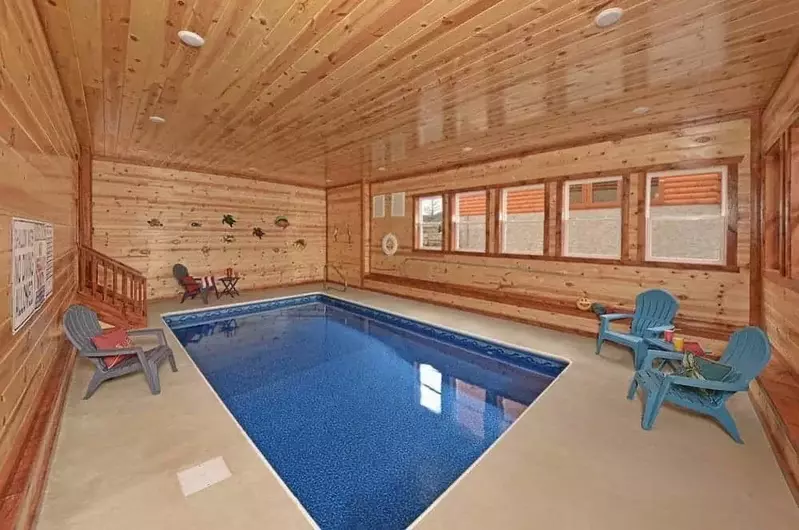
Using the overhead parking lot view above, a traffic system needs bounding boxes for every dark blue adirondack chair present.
[595,289,679,369]
[627,326,771,443]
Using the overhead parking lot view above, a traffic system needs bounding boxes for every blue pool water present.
[165,295,566,529]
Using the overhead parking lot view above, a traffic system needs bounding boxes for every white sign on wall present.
[12,218,54,334]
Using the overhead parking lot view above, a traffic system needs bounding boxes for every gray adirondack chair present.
[63,305,178,399]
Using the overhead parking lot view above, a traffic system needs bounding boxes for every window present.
[791,124,799,278]
[453,190,487,252]
[391,192,405,217]
[563,178,621,258]
[499,184,545,255]
[415,195,444,250]
[645,168,727,265]
[764,143,784,272]
[372,195,385,218]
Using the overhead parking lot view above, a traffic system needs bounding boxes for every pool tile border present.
[163,293,568,378]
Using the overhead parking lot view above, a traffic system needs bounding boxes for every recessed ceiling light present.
[594,7,623,28]
[377,166,386,171]
[149,115,166,123]
[633,106,650,115]
[178,30,205,47]
[462,146,473,152]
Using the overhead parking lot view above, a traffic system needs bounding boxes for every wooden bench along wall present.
[0,1,80,527]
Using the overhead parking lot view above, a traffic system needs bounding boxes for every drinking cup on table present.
[673,336,685,352]
[663,329,674,342]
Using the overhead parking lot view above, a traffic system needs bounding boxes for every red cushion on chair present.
[91,329,135,369]
[182,276,201,293]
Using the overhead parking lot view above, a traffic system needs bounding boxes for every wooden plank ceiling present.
[35,0,799,187]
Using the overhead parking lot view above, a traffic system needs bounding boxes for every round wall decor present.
[381,233,398,256]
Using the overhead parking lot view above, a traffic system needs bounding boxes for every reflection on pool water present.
[166,296,567,530]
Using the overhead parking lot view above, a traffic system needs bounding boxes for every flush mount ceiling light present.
[178,30,205,47]
[462,146,473,152]
[594,7,623,28]
[633,106,650,115]
[377,166,386,171]
[149,115,166,123]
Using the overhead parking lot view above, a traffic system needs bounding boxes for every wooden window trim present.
[562,176,623,260]
[643,165,732,267]
[789,122,799,279]
[451,189,489,254]
[413,194,445,252]
[401,156,743,272]
[620,174,631,263]
[497,183,546,257]
[760,118,799,280]
[763,138,785,274]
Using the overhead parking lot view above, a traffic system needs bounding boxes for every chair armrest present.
[128,328,166,346]
[82,346,144,358]
[666,374,747,393]
[599,313,635,322]
[640,349,684,370]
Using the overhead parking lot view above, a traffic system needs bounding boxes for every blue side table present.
[644,336,680,371]
[645,336,675,352]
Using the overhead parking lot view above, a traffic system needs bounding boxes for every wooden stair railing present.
[77,246,147,328]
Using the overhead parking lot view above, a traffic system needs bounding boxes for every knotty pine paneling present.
[327,184,363,287]
[367,119,752,346]
[34,0,799,187]
[756,49,799,501]
[0,0,79,520]
[760,45,799,375]
[764,278,799,376]
[92,160,325,300]
[763,51,799,151]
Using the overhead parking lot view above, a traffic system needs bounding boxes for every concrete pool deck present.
[37,284,799,530]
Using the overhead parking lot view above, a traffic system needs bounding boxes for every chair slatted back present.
[630,289,680,337]
[63,305,106,370]
[719,327,771,383]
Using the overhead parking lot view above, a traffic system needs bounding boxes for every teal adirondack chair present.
[595,289,679,369]
[627,326,771,443]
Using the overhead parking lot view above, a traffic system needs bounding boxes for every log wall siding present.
[755,48,799,502]
[367,119,752,349]
[327,184,363,287]
[92,160,326,300]
[0,0,79,523]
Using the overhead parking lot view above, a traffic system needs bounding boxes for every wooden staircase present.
[77,246,148,329]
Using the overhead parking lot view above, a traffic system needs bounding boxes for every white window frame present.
[453,190,487,252]
[416,195,444,251]
[645,166,728,265]
[500,184,545,256]
[562,176,622,259]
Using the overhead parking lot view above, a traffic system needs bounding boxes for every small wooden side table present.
[218,276,240,298]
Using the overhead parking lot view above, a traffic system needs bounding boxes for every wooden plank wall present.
[763,52,799,152]
[0,0,79,525]
[326,184,363,287]
[366,119,753,352]
[755,49,799,501]
[92,160,326,300]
